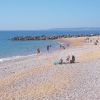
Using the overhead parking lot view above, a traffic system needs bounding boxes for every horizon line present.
[0,27,100,31]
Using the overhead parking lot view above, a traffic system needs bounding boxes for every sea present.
[0,29,100,62]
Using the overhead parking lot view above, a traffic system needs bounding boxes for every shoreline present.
[0,39,69,63]
[0,36,100,99]
[0,35,99,63]
[57,37,86,48]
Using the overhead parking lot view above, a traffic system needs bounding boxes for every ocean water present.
[0,31,59,60]
[0,30,100,61]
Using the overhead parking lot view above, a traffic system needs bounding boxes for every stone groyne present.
[11,34,100,41]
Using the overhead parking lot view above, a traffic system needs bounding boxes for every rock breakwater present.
[11,34,100,41]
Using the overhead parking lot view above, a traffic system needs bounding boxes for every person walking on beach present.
[37,48,40,54]
[60,44,62,49]
[47,45,50,52]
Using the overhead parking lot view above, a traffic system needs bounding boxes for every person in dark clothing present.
[70,55,75,63]
[47,45,50,52]
[59,58,63,64]
[37,48,40,54]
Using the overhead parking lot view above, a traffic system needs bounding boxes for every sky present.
[0,0,100,30]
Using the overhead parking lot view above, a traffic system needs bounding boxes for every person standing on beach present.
[60,44,62,49]
[37,48,40,54]
[47,45,50,52]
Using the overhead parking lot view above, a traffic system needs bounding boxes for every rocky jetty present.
[11,35,68,41]
[11,34,100,41]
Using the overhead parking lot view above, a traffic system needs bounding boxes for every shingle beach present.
[0,36,100,100]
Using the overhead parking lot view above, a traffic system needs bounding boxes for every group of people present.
[36,45,52,54]
[36,44,76,64]
[60,44,66,49]
[36,43,69,54]
[59,55,75,64]
[54,55,75,65]
[85,37,99,45]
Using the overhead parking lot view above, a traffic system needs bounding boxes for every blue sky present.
[0,0,100,30]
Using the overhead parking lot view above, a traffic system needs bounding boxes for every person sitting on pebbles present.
[53,58,63,65]
[59,58,63,64]
[66,56,70,63]
[70,55,75,63]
